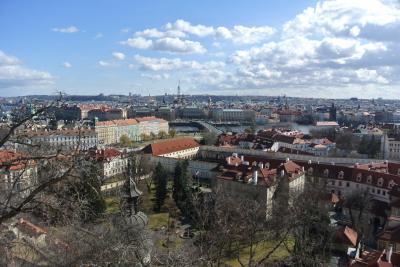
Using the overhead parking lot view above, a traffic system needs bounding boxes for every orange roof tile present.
[143,138,199,156]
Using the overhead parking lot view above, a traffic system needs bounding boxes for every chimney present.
[253,170,258,185]
[266,162,270,169]
[308,160,312,164]
[259,162,264,169]
[240,155,244,161]
[227,157,231,165]
[286,158,290,162]
[281,170,285,177]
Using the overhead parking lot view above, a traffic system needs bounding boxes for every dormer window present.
[377,177,384,187]
[338,171,344,179]
[388,180,395,189]
[367,175,372,184]
[307,167,313,175]
[398,168,400,175]
[356,173,362,182]
[324,169,329,177]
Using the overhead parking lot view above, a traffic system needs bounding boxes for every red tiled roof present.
[142,138,199,156]
[96,118,137,127]
[136,116,167,123]
[89,148,122,161]
[16,218,47,236]
[0,150,31,171]
[335,226,358,247]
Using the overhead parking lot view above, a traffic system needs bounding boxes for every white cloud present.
[112,52,125,60]
[126,19,276,47]
[135,28,186,38]
[52,26,79,33]
[98,60,110,67]
[0,50,20,65]
[141,73,170,80]
[122,37,206,54]
[227,25,276,44]
[121,37,153,49]
[125,2,400,98]
[282,0,400,41]
[0,50,54,90]
[165,19,215,37]
[133,55,224,71]
[62,62,72,68]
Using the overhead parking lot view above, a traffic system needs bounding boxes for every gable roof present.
[142,138,199,156]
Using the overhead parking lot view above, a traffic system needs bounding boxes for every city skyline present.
[1,0,400,99]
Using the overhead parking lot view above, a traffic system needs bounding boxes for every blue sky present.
[1,0,400,98]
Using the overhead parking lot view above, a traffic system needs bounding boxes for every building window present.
[324,169,329,177]
[338,171,344,179]
[307,167,313,175]
[388,180,395,189]
[377,177,384,187]
[346,182,350,187]
[356,173,362,182]
[331,180,335,185]
[338,181,342,187]
[367,175,372,184]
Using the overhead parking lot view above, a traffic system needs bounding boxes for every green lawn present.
[224,238,293,267]
[148,212,170,230]
[104,196,120,214]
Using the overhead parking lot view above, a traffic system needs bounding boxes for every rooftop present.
[142,137,199,156]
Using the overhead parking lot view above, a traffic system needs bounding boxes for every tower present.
[177,80,181,98]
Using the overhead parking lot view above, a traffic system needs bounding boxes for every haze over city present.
[1,0,400,98]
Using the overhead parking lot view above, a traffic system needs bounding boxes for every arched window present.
[356,173,362,182]
[307,167,313,175]
[338,171,344,179]
[324,169,329,177]
[367,175,372,184]
[388,180,396,189]
[377,177,384,187]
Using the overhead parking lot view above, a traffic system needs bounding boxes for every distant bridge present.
[169,120,223,135]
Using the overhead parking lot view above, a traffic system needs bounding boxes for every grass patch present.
[156,236,184,250]
[148,213,170,230]
[104,196,120,214]
[224,237,293,267]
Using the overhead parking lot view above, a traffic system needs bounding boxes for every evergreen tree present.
[357,135,370,155]
[173,161,183,204]
[172,160,192,216]
[153,163,168,212]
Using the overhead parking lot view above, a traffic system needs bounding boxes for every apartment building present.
[23,129,98,151]
[89,148,128,179]
[136,117,169,136]
[0,150,37,198]
[95,117,169,145]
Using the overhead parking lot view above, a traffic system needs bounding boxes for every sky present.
[1,0,400,99]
